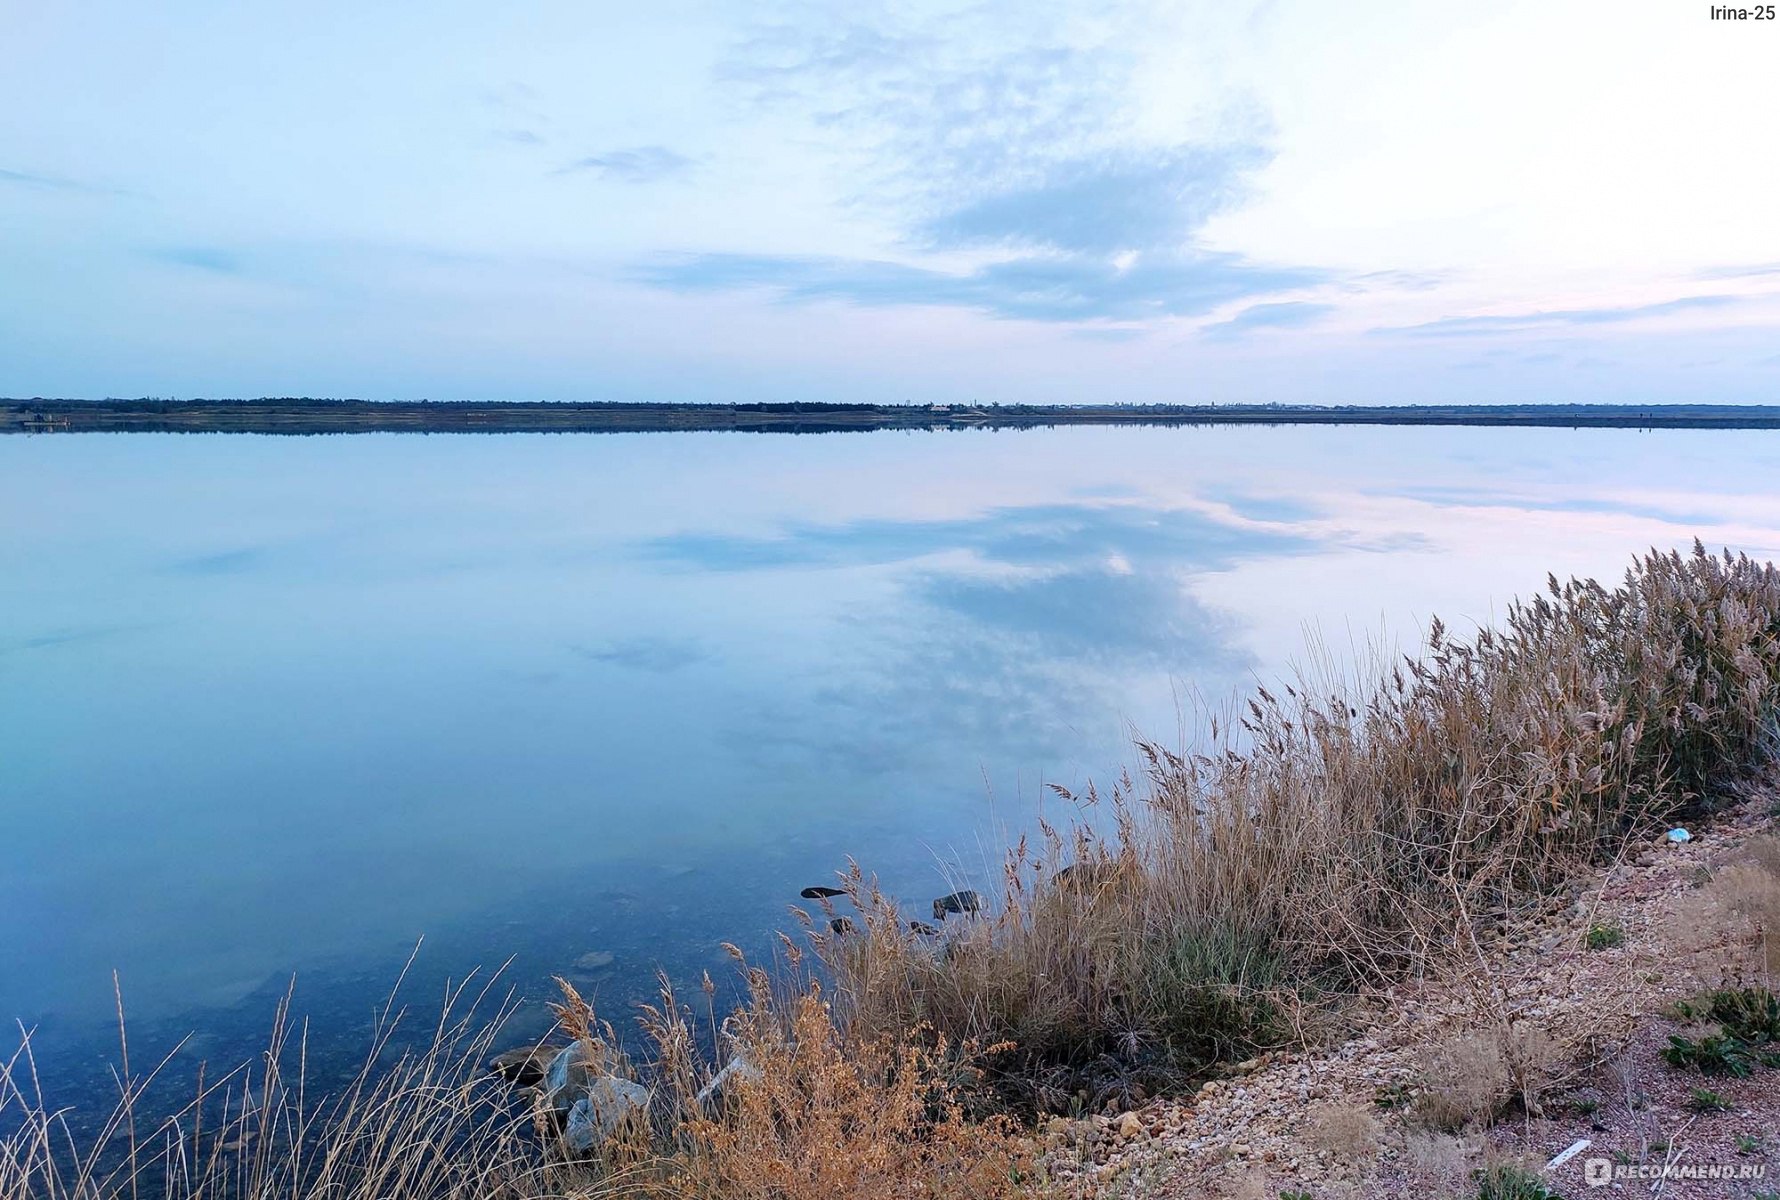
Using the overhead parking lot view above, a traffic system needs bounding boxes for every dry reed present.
[0,962,562,1200]
[812,544,1780,1109]
[8,543,1780,1196]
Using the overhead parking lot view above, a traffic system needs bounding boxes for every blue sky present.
[2,1,1777,403]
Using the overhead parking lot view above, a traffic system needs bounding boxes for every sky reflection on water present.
[4,423,1780,1070]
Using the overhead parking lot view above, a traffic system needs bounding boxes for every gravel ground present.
[1040,789,1780,1199]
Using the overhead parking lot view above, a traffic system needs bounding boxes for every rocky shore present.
[468,784,1780,1197]
[1037,788,1780,1198]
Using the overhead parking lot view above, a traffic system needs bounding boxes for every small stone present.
[1117,1112,1144,1140]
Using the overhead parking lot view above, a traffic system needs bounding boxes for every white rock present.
[562,1076,652,1154]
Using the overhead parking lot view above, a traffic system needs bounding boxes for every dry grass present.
[1411,1029,1551,1132]
[2,962,1038,1200]
[1303,1101,1380,1163]
[632,962,1034,1200]
[1400,1130,1471,1194]
[810,544,1780,1108]
[8,543,1780,1199]
[0,965,561,1200]
[1704,834,1780,975]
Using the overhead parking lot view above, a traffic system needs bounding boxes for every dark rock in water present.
[829,916,855,934]
[800,885,846,899]
[909,920,940,937]
[489,1041,564,1088]
[1051,860,1128,895]
[932,890,982,920]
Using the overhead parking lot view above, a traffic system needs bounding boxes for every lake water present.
[6,423,1780,1090]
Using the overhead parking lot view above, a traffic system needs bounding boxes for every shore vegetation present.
[7,542,1779,1199]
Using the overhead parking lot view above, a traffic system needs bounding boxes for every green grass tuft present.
[1476,1164,1564,1200]
[1688,1086,1733,1113]
[1585,923,1624,950]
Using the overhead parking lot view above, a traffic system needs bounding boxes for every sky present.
[3,0,1778,404]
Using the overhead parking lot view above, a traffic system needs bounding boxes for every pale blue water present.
[5,424,1780,1086]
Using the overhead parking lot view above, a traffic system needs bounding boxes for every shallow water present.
[5,424,1780,1088]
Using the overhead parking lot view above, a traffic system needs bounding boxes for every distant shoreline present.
[8,397,1780,435]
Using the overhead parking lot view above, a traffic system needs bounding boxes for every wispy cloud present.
[642,501,1315,574]
[920,145,1264,256]
[1697,263,1780,280]
[1383,294,1744,337]
[723,18,1121,196]
[154,247,244,274]
[166,546,264,574]
[560,146,692,183]
[1201,300,1333,340]
[0,624,144,657]
[673,5,1317,324]
[1,166,116,195]
[917,566,1246,668]
[480,83,554,150]
[637,249,1320,322]
[658,492,1289,772]
[1348,268,1452,292]
[570,637,711,673]
[1069,325,1148,342]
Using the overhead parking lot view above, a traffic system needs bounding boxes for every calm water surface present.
[5,424,1780,1086]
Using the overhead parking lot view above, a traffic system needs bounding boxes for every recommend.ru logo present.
[1585,1156,1768,1186]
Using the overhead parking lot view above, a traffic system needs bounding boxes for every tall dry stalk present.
[812,544,1780,1109]
[632,959,1031,1200]
[1,964,555,1200]
[10,543,1780,1194]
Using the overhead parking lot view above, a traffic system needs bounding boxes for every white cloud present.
[1,0,1777,399]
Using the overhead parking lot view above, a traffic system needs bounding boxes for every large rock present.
[543,1041,609,1111]
[562,1077,652,1154]
[542,1042,653,1155]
